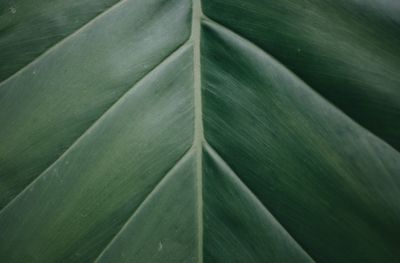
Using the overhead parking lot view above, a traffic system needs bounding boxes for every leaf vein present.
[204,141,317,263]
[0,0,127,87]
[0,41,191,216]
[93,148,195,262]
[202,16,400,154]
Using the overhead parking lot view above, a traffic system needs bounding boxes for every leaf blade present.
[0,0,192,208]
[0,0,122,82]
[203,143,314,262]
[201,19,400,262]
[202,0,400,150]
[96,150,199,263]
[0,45,194,262]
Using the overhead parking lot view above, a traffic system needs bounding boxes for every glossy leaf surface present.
[0,0,399,262]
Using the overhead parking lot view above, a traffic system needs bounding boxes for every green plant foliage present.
[0,0,399,262]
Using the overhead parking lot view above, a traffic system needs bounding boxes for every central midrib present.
[190,0,204,262]
[188,1,318,262]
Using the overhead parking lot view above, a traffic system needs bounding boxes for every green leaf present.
[1,0,399,262]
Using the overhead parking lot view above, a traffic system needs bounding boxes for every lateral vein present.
[93,148,195,262]
[202,16,400,154]
[0,0,128,88]
[204,141,316,263]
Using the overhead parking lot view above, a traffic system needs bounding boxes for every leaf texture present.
[0,0,191,208]
[0,0,400,262]
[201,20,400,262]
[202,0,400,150]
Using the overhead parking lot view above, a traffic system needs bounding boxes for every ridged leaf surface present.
[0,0,399,262]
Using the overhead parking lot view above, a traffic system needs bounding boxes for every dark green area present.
[203,0,400,150]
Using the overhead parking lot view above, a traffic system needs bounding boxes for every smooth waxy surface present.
[0,0,399,262]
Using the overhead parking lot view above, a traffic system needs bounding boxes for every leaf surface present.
[0,0,400,262]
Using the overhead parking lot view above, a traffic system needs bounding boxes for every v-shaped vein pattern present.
[0,37,194,262]
[1,0,400,262]
[201,19,400,262]
[0,0,191,209]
